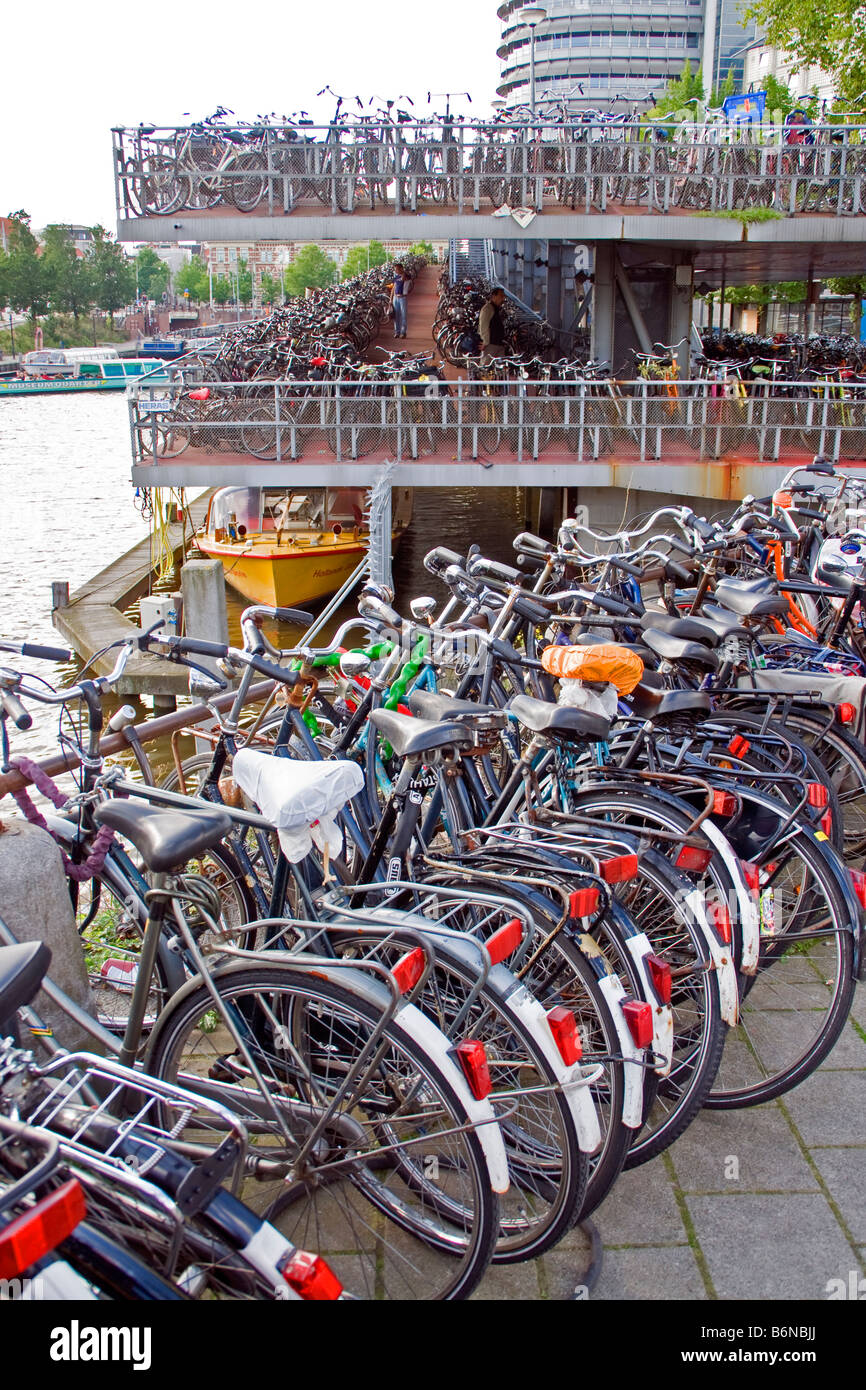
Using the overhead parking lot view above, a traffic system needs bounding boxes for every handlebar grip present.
[584,590,636,617]
[791,507,825,522]
[604,556,643,579]
[423,546,465,576]
[515,551,547,572]
[513,531,550,554]
[666,534,696,558]
[0,689,32,731]
[665,559,694,586]
[173,636,230,659]
[20,643,73,662]
[468,557,522,585]
[685,512,716,542]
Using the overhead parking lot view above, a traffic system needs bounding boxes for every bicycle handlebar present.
[0,640,73,663]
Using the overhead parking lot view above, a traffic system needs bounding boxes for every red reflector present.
[569,887,600,918]
[676,844,714,873]
[807,782,829,808]
[391,947,425,995]
[486,918,523,965]
[712,790,737,817]
[837,702,857,725]
[741,860,760,896]
[600,854,639,884]
[849,869,866,910]
[645,952,672,1005]
[0,1179,86,1280]
[622,999,654,1049]
[728,735,750,757]
[455,1039,492,1100]
[707,899,732,944]
[821,811,833,837]
[281,1249,344,1301]
[188,387,210,401]
[546,1006,582,1064]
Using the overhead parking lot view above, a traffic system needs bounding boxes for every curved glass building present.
[496,0,705,109]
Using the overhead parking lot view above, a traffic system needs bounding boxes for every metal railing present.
[129,377,866,465]
[112,121,866,219]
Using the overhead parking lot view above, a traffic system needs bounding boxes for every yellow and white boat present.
[196,486,413,608]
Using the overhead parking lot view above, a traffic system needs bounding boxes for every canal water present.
[1,393,525,761]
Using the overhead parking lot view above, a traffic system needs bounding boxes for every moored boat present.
[0,357,169,397]
[195,486,413,608]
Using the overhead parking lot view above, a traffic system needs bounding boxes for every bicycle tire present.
[146,961,500,1300]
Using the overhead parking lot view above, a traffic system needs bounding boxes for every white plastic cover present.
[232,749,363,863]
[556,678,618,721]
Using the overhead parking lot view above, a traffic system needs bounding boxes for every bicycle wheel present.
[139,156,188,215]
[706,827,857,1108]
[147,962,499,1299]
[239,405,279,460]
[135,422,190,460]
[327,920,587,1264]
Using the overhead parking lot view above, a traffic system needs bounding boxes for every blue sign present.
[723,92,767,123]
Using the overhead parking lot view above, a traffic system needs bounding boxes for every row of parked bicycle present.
[2,458,866,1298]
[113,99,866,219]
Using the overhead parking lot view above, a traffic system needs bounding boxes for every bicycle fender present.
[495,972,602,1156]
[597,973,645,1129]
[238,1222,302,1299]
[393,1002,511,1195]
[624,933,674,1078]
[698,819,761,977]
[685,887,740,1026]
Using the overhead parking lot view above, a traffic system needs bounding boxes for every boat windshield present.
[209,488,263,533]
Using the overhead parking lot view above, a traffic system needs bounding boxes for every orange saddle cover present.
[541,643,644,695]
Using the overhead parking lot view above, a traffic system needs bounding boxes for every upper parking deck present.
[113,119,866,255]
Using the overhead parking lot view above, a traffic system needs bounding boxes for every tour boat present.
[0,356,169,397]
[195,486,413,608]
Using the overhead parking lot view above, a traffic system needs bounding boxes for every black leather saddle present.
[94,800,233,873]
[369,707,473,758]
[509,694,610,742]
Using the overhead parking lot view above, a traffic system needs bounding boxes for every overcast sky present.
[0,1,503,234]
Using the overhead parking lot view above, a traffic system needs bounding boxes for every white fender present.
[393,1002,511,1195]
[598,973,646,1129]
[500,979,602,1155]
[699,819,760,976]
[624,933,674,1078]
[686,887,740,1026]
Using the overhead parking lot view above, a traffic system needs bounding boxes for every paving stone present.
[533,1224,596,1300]
[816,1015,866,1069]
[686,1194,853,1300]
[711,1037,768,1094]
[807,1147,866,1243]
[471,1259,542,1301]
[782,1069,866,1147]
[587,1243,706,1301]
[667,1102,818,1194]
[593,1158,687,1245]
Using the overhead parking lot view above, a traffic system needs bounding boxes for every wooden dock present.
[51,494,211,698]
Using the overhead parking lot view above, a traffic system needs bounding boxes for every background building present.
[742,38,837,104]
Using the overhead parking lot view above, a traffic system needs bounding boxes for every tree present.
[744,0,866,103]
[341,241,388,281]
[284,244,338,297]
[237,256,253,306]
[709,67,737,109]
[212,275,232,305]
[825,274,866,329]
[174,255,210,303]
[259,273,282,304]
[41,225,95,324]
[408,240,435,259]
[0,213,53,325]
[135,246,170,300]
[89,227,136,324]
[646,60,705,120]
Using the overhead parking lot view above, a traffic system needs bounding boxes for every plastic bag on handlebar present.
[541,643,644,695]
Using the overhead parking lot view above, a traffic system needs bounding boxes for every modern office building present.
[496,0,755,109]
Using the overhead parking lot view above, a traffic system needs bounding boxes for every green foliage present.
[646,60,705,120]
[761,74,796,119]
[743,0,866,103]
[408,240,434,258]
[696,280,806,304]
[135,246,170,300]
[0,212,53,324]
[284,244,338,297]
[173,255,210,303]
[341,241,388,281]
[89,227,136,323]
[709,67,737,109]
[696,205,783,223]
[259,273,282,304]
[42,225,97,323]
[825,275,866,326]
[0,313,127,355]
[212,275,232,305]
[236,257,253,306]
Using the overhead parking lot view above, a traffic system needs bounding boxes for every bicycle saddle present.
[94,800,233,874]
[712,580,788,618]
[627,683,712,719]
[639,611,723,648]
[640,629,719,669]
[369,707,473,758]
[408,690,504,726]
[688,606,750,640]
[509,694,610,743]
[0,941,51,1027]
